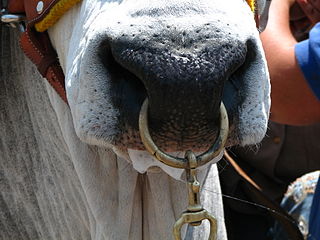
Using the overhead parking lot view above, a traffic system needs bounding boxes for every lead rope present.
[223,151,304,240]
[139,98,229,240]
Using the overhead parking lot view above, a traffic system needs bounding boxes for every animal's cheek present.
[220,36,270,147]
[72,107,121,147]
[66,81,122,148]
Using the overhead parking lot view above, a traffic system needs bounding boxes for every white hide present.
[128,149,224,180]
[1,27,227,240]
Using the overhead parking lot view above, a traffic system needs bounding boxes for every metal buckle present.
[139,99,229,240]
[1,9,26,31]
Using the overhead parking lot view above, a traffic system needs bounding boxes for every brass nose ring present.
[139,98,229,169]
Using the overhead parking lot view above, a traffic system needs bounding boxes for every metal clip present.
[1,9,26,32]
[173,151,217,240]
[139,99,228,240]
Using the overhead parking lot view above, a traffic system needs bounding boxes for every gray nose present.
[102,22,247,149]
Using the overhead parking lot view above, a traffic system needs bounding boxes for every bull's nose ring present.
[139,98,229,169]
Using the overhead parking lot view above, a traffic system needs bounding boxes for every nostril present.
[98,41,147,126]
[98,41,145,89]
[228,38,258,88]
[222,38,259,117]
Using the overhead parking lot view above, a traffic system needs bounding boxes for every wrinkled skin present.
[49,0,270,154]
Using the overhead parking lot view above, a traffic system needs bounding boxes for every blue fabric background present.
[295,23,320,100]
[308,179,320,240]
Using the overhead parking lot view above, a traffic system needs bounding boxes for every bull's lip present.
[138,99,228,169]
[116,128,222,152]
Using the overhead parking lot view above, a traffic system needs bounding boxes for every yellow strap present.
[35,0,81,32]
[246,0,256,13]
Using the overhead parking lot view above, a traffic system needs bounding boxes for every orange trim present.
[246,0,255,12]
[35,0,81,32]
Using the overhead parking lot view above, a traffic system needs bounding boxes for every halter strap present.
[7,0,79,30]
[6,0,74,103]
[20,27,67,102]
[246,0,256,12]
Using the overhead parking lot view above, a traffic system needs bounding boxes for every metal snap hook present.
[173,209,217,240]
[172,151,218,240]
[138,98,229,169]
[138,99,228,240]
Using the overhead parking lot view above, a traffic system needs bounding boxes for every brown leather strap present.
[23,0,60,27]
[7,0,24,13]
[20,27,67,102]
[6,0,60,18]
[224,151,304,240]
[6,0,68,103]
[8,0,59,25]
[254,0,260,29]
[255,14,260,28]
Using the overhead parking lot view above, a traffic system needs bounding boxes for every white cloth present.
[128,149,224,181]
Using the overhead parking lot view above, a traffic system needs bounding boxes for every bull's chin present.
[115,128,219,152]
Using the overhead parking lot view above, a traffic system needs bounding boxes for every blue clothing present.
[271,172,319,240]
[295,23,320,100]
[308,179,320,240]
[295,23,320,240]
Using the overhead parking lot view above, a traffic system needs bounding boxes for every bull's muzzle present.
[139,98,229,240]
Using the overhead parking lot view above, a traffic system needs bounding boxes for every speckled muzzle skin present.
[49,0,270,152]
